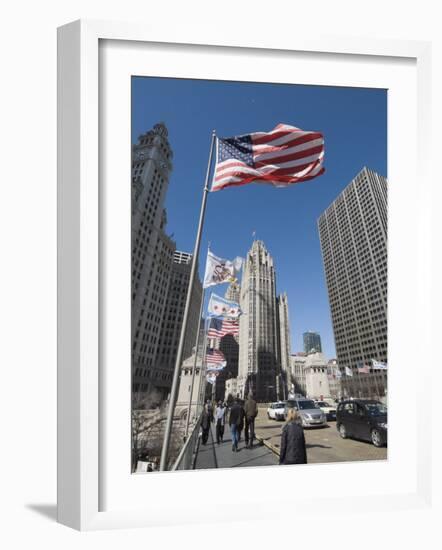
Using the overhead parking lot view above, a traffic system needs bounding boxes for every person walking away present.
[237,399,245,443]
[244,392,258,448]
[201,403,212,445]
[215,401,226,444]
[229,398,245,452]
[279,408,307,465]
[206,399,214,423]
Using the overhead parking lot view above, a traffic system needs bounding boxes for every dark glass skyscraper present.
[303,331,322,354]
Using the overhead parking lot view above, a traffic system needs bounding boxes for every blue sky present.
[132,77,387,359]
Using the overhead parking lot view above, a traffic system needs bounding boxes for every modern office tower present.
[156,251,202,389]
[303,331,322,354]
[237,240,279,402]
[132,123,177,402]
[318,167,388,394]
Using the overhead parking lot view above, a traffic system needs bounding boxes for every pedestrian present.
[229,398,245,452]
[215,400,226,444]
[237,399,245,442]
[279,408,307,465]
[206,399,214,422]
[201,403,212,445]
[244,392,258,448]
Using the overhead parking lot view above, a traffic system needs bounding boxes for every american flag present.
[207,317,239,339]
[205,348,226,368]
[357,363,371,374]
[211,123,325,191]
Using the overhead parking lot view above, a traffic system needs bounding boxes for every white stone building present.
[290,353,308,396]
[304,352,331,399]
[175,352,204,421]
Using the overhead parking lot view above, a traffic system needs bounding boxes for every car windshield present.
[286,400,297,408]
[317,402,328,407]
[298,400,317,410]
[365,403,387,415]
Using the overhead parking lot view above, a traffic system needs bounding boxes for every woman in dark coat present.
[279,408,307,465]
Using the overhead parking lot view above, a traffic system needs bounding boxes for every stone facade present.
[304,352,331,399]
[289,353,308,396]
[277,292,291,397]
[237,241,280,402]
[156,251,202,385]
[131,124,201,403]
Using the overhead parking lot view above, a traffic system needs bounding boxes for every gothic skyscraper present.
[238,241,280,402]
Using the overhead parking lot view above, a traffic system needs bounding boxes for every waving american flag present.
[205,348,227,368]
[211,123,324,191]
[207,317,239,339]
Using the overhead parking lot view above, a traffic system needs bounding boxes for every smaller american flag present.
[207,317,239,339]
[357,363,371,374]
[205,348,226,368]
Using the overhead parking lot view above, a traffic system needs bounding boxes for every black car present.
[336,399,387,447]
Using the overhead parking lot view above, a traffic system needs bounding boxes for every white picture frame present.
[57,19,433,531]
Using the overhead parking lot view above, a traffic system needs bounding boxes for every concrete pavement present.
[194,421,278,470]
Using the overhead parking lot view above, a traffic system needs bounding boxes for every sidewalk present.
[194,422,278,470]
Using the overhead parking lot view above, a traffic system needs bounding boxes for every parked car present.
[315,400,337,421]
[267,401,286,420]
[336,399,387,447]
[284,398,327,427]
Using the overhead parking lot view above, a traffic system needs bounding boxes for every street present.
[255,406,387,463]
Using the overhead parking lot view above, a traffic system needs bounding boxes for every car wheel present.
[371,429,383,447]
[338,423,347,439]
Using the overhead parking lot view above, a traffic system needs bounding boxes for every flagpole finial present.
[212,129,216,137]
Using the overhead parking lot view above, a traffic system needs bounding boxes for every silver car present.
[285,398,327,427]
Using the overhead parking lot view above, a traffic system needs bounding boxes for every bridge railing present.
[171,411,202,471]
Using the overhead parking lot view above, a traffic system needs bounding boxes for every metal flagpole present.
[184,285,206,438]
[159,130,217,471]
[196,317,210,416]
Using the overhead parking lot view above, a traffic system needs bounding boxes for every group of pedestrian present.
[200,399,228,445]
[228,393,258,452]
[200,395,308,465]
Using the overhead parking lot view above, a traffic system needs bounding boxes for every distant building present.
[303,331,322,354]
[224,378,238,401]
[290,353,308,396]
[175,351,204,421]
[277,293,291,399]
[318,167,388,396]
[156,251,202,384]
[224,281,241,303]
[303,352,331,399]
